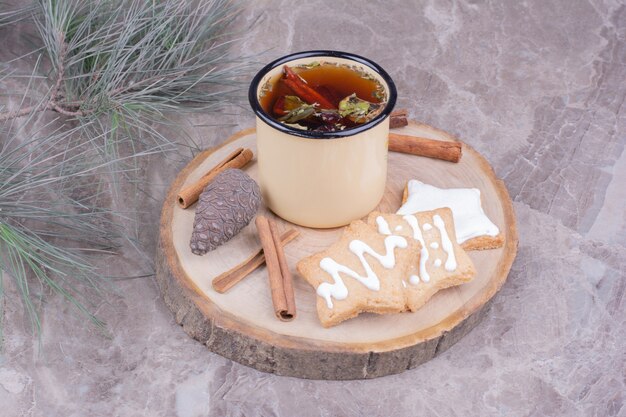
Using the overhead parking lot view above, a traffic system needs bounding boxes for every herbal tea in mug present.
[258,63,388,133]
[249,51,396,228]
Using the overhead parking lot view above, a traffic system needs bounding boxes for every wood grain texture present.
[155,122,518,380]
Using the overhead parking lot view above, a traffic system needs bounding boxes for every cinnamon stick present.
[273,95,287,116]
[268,219,296,320]
[177,147,253,208]
[283,66,335,110]
[389,108,408,129]
[255,215,297,321]
[212,229,299,294]
[388,133,462,163]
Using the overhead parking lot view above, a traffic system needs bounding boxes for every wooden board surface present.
[156,121,518,380]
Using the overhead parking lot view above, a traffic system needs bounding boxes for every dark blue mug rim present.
[248,50,397,139]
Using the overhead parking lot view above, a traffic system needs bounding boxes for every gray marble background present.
[1,1,625,416]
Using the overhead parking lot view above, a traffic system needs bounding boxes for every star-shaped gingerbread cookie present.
[296,220,421,328]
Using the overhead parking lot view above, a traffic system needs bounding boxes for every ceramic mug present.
[248,50,397,228]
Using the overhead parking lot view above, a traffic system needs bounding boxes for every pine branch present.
[0,0,257,342]
[0,120,123,337]
[0,0,252,154]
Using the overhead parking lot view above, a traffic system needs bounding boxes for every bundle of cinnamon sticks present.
[254,215,297,321]
[212,228,299,294]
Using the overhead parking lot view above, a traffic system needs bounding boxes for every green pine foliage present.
[0,0,251,341]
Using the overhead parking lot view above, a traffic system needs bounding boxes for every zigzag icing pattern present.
[317,235,408,308]
[316,208,462,309]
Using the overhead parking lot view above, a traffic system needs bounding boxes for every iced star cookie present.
[368,208,476,311]
[296,220,421,328]
[399,180,505,251]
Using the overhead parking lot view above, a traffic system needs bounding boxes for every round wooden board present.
[156,121,518,380]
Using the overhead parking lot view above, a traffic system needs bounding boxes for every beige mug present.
[248,51,397,228]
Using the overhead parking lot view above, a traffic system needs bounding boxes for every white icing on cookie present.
[402,280,407,288]
[397,180,500,244]
[430,242,439,249]
[395,225,403,232]
[317,235,408,308]
[422,223,432,231]
[433,214,457,271]
[376,216,392,235]
[402,214,429,284]
[434,259,442,267]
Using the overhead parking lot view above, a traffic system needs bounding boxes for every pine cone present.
[190,168,261,255]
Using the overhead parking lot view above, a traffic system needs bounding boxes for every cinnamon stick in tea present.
[388,133,462,163]
[212,228,299,294]
[389,108,408,129]
[177,147,253,208]
[283,66,335,110]
[255,215,297,321]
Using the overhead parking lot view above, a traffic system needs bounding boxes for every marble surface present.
[1,1,625,416]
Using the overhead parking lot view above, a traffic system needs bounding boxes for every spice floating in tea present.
[259,63,387,133]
